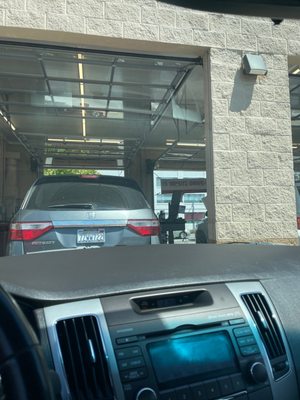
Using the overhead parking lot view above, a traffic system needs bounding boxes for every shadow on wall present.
[230,70,256,113]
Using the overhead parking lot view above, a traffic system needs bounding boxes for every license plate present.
[77,229,105,244]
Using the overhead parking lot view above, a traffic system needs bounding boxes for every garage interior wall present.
[0,131,38,221]
[0,1,298,244]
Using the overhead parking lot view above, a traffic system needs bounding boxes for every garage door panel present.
[86,119,146,139]
[12,115,82,136]
[0,76,47,93]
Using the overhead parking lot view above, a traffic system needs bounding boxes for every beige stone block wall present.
[207,48,297,244]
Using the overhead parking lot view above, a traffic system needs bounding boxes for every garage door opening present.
[0,42,205,255]
[289,61,300,236]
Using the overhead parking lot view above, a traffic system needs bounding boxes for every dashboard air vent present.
[56,316,113,400]
[241,293,285,359]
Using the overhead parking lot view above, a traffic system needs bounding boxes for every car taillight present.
[9,222,53,241]
[127,219,160,236]
[297,216,300,230]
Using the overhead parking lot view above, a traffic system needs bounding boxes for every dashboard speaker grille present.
[56,315,113,400]
[241,293,286,360]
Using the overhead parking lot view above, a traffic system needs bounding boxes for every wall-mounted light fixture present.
[242,54,267,76]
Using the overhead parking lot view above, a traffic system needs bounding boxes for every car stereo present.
[101,285,273,400]
[43,282,298,400]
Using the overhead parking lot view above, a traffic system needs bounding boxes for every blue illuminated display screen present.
[147,332,238,386]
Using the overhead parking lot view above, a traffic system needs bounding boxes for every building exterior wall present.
[0,1,298,243]
[206,49,296,244]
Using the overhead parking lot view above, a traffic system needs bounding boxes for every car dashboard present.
[1,244,300,400]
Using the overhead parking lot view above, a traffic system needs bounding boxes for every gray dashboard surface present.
[0,244,299,300]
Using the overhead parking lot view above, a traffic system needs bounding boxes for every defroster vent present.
[241,293,289,379]
[56,316,114,400]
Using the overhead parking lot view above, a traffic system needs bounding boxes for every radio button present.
[160,390,177,400]
[233,327,252,337]
[204,380,220,399]
[240,345,260,356]
[231,374,246,392]
[237,335,256,347]
[116,346,142,360]
[120,367,148,382]
[190,383,207,399]
[129,357,145,369]
[218,377,233,396]
[116,336,138,345]
[119,360,130,370]
[136,388,157,400]
[118,357,145,371]
[249,362,268,384]
[176,386,192,400]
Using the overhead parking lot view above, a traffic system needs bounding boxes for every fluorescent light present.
[292,68,300,75]
[47,138,124,144]
[0,110,16,132]
[78,64,84,81]
[102,139,124,145]
[166,140,175,146]
[293,145,298,149]
[65,139,86,143]
[165,140,205,148]
[78,53,86,138]
[171,152,193,157]
[82,118,86,137]
[177,142,206,147]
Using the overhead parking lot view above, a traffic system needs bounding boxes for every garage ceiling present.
[0,43,204,170]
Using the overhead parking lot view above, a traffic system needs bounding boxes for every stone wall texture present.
[209,48,296,244]
[0,0,298,243]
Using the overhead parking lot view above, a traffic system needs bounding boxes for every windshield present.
[0,8,299,258]
[25,181,150,211]
[1,4,300,400]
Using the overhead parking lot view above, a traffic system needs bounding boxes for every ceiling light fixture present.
[47,138,124,145]
[166,140,176,146]
[177,142,206,147]
[78,53,86,137]
[0,110,16,131]
[47,138,97,144]
[166,140,205,147]
[292,67,300,75]
[102,139,124,145]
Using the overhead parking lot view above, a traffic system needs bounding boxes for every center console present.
[41,282,298,400]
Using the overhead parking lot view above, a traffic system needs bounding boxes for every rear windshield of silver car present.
[24,182,150,210]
